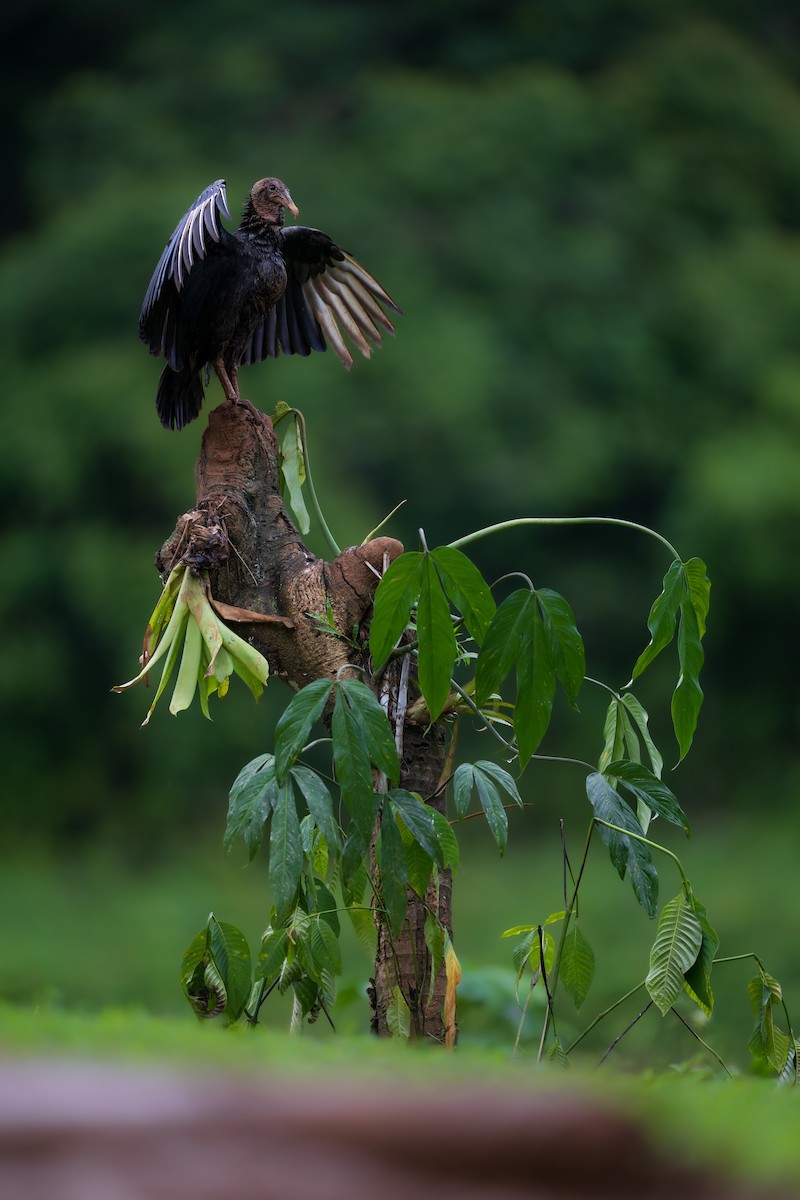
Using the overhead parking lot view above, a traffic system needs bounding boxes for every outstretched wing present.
[242,226,402,369]
[139,180,231,364]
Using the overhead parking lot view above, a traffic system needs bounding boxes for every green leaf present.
[207,915,252,1022]
[388,789,443,864]
[547,1038,569,1069]
[386,984,411,1039]
[431,808,459,870]
[473,769,508,855]
[179,928,209,990]
[560,924,595,1010]
[312,880,340,936]
[748,969,791,1073]
[778,1045,799,1086]
[269,783,303,922]
[629,559,709,763]
[331,688,379,851]
[537,588,585,706]
[672,590,705,762]
[292,974,321,1019]
[300,815,330,877]
[417,554,458,721]
[620,707,642,766]
[472,760,524,808]
[683,897,719,1017]
[430,545,496,643]
[475,589,533,704]
[290,765,340,860]
[168,612,202,715]
[452,762,474,820]
[280,416,310,535]
[512,928,538,979]
[342,860,377,958]
[620,693,663,779]
[631,559,686,680]
[683,557,711,639]
[512,929,554,1003]
[369,551,424,667]
[604,760,690,834]
[337,679,399,784]
[400,822,434,899]
[514,601,556,767]
[258,927,288,980]
[378,801,408,934]
[452,761,521,847]
[310,917,342,977]
[274,679,333,782]
[224,754,277,859]
[645,893,703,1014]
[453,763,508,853]
[586,771,658,917]
[599,698,626,774]
[424,914,445,1003]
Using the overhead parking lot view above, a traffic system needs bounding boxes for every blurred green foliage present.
[3,1,800,850]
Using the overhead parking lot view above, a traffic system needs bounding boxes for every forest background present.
[2,0,800,1061]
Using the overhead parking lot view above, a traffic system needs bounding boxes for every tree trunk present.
[157,399,454,1041]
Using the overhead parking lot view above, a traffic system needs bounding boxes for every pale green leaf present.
[620,692,663,779]
[683,900,719,1018]
[386,984,411,1039]
[645,893,703,1014]
[560,924,595,1010]
[280,417,310,534]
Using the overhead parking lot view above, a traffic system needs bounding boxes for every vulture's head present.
[249,177,299,224]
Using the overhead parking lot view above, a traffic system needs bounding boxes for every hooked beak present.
[282,191,299,220]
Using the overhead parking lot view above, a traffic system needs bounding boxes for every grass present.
[2,1000,800,1190]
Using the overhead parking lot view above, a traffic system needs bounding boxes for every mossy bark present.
[158,398,453,1041]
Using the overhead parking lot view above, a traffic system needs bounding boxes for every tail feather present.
[156,365,204,431]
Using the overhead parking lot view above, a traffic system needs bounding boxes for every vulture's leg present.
[213,358,239,402]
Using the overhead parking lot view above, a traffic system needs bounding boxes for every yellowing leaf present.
[444,934,461,1049]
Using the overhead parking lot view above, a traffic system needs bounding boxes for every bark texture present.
[156,399,403,690]
[158,397,452,1038]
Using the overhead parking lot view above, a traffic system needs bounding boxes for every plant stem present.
[512,973,540,1058]
[448,516,681,563]
[565,981,647,1054]
[531,753,596,771]
[597,1000,653,1066]
[294,410,341,557]
[539,821,595,1054]
[448,678,516,750]
[671,1007,732,1077]
[593,818,690,889]
[492,570,535,592]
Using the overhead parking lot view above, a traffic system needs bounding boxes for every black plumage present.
[139,177,401,430]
